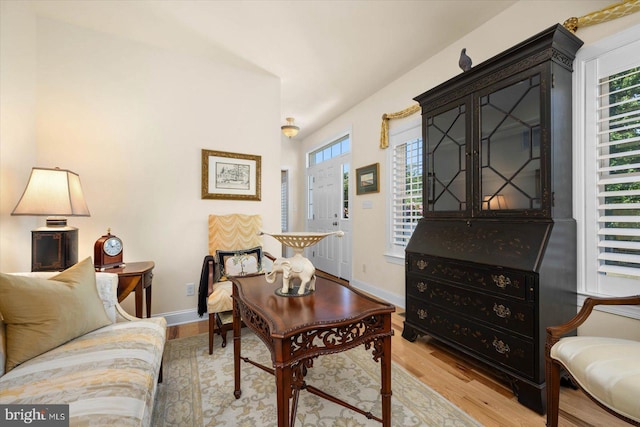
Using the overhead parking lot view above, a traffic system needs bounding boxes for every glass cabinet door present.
[478,73,542,214]
[425,102,468,213]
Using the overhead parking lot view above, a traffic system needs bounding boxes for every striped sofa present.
[0,272,166,427]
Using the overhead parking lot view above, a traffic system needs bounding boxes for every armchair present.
[197,214,273,354]
[545,295,640,426]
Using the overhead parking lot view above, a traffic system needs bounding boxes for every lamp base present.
[32,225,78,272]
[45,217,68,227]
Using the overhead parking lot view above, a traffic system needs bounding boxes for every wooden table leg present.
[380,334,392,427]
[233,301,242,399]
[134,278,143,318]
[275,365,291,427]
[114,262,154,319]
[290,387,300,427]
[145,284,152,318]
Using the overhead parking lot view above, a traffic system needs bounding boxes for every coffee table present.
[230,273,395,427]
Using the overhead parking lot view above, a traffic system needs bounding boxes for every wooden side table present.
[111,261,154,318]
[231,273,395,427]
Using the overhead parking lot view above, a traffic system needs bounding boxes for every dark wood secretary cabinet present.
[403,25,583,414]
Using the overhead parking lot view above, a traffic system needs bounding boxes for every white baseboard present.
[152,308,204,327]
[349,278,405,309]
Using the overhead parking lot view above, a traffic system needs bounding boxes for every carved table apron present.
[231,274,395,427]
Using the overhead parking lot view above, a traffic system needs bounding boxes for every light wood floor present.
[169,306,629,426]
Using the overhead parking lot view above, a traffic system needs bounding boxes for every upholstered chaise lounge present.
[0,258,166,427]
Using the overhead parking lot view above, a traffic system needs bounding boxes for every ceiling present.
[28,0,516,139]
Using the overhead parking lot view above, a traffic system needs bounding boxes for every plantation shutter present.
[597,66,640,278]
[391,138,422,247]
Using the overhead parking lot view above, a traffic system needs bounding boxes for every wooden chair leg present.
[546,357,561,427]
[215,313,228,348]
[208,313,216,355]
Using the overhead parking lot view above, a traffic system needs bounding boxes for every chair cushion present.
[0,258,112,372]
[207,281,234,313]
[551,336,640,422]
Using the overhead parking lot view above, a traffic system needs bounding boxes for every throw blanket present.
[197,255,216,317]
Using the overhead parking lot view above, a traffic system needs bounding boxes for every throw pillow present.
[0,257,111,372]
[216,246,262,278]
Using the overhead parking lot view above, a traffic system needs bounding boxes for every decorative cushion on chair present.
[216,246,262,279]
[551,336,640,423]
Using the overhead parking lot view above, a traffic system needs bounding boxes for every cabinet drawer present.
[406,298,535,379]
[407,276,534,338]
[407,254,530,300]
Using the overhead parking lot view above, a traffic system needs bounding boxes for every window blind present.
[597,66,640,277]
[391,138,422,247]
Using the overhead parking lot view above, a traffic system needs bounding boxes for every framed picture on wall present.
[356,163,380,195]
[201,149,261,200]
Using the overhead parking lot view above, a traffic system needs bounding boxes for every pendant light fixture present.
[281,117,300,138]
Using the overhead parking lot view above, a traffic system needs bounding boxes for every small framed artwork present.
[356,163,380,195]
[201,149,261,201]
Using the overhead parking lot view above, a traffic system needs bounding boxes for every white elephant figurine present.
[265,256,316,295]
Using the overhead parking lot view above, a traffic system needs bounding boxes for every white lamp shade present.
[12,167,90,217]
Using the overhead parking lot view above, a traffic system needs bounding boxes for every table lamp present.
[11,167,90,271]
[482,194,508,210]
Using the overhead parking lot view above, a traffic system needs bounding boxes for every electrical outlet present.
[362,264,366,273]
[186,283,195,296]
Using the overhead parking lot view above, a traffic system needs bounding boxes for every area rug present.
[152,331,481,427]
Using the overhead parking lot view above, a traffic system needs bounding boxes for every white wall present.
[300,0,640,337]
[0,6,282,320]
[0,1,39,271]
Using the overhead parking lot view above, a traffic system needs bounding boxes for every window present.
[342,163,349,219]
[309,135,350,166]
[575,24,640,303]
[597,67,640,278]
[386,121,422,260]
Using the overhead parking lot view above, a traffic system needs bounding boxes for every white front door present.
[306,154,351,280]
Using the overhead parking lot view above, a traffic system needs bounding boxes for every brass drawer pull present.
[416,281,428,293]
[492,338,510,354]
[491,274,511,289]
[493,303,511,319]
[416,259,428,270]
[417,309,428,320]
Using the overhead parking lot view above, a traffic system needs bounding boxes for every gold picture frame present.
[356,163,380,195]
[201,149,261,201]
